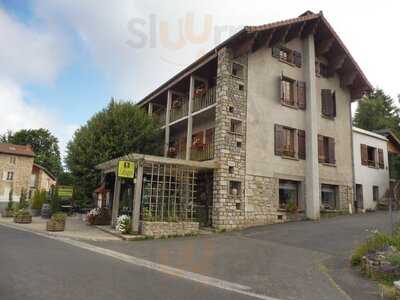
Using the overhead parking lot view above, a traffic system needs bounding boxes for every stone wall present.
[139,221,199,238]
[0,154,34,203]
[338,185,353,211]
[213,46,248,230]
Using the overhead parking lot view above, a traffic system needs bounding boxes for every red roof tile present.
[0,143,35,157]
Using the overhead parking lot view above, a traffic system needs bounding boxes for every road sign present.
[118,160,135,178]
[58,186,73,198]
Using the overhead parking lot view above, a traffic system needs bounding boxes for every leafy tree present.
[57,171,74,186]
[65,100,162,200]
[2,129,62,177]
[353,89,400,136]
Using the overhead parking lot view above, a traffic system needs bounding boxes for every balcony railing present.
[193,86,216,113]
[170,99,189,122]
[153,109,166,125]
[190,143,214,161]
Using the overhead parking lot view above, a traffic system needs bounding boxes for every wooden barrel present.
[46,220,65,232]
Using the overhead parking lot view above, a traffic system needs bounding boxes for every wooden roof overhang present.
[96,153,217,174]
[137,11,372,106]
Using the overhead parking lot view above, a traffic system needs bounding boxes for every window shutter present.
[332,91,337,117]
[272,46,280,58]
[361,144,368,166]
[321,89,332,116]
[318,135,325,162]
[298,130,306,160]
[275,124,284,156]
[297,81,306,110]
[328,137,336,164]
[293,51,302,67]
[378,148,384,169]
[280,74,284,104]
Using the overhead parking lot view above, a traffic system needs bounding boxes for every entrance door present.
[355,184,363,212]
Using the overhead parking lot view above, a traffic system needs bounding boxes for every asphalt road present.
[0,225,259,300]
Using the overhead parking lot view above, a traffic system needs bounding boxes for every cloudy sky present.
[1,0,399,158]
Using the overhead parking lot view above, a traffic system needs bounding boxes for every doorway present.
[355,184,363,212]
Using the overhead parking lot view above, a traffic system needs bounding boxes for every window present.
[360,144,384,168]
[279,180,299,210]
[230,119,242,134]
[231,62,244,79]
[373,186,379,202]
[272,46,302,67]
[229,181,241,197]
[275,125,306,159]
[321,89,336,118]
[6,171,14,181]
[9,156,16,164]
[280,76,306,109]
[228,166,234,174]
[321,184,338,210]
[318,135,335,164]
[228,106,234,113]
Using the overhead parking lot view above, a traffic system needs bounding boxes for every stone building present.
[0,143,35,209]
[98,11,373,233]
[30,163,57,196]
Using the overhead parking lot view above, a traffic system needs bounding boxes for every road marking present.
[0,223,281,300]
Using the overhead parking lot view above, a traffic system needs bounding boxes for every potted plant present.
[85,208,111,225]
[14,209,32,224]
[286,202,298,214]
[1,189,14,218]
[116,215,131,234]
[46,212,67,232]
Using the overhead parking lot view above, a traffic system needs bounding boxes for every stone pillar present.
[164,90,172,157]
[148,103,153,116]
[111,170,121,228]
[213,47,248,229]
[186,76,195,160]
[304,34,320,220]
[131,161,144,233]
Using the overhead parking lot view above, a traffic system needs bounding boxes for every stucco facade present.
[353,128,390,210]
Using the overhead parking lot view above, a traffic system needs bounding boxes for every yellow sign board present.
[118,160,135,178]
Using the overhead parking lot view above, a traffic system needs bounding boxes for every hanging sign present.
[118,160,135,178]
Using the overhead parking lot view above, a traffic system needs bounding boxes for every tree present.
[65,100,162,200]
[2,129,62,177]
[353,89,400,136]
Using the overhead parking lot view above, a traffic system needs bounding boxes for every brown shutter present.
[298,130,306,160]
[332,91,336,117]
[361,144,368,165]
[275,124,284,156]
[318,135,325,162]
[328,137,336,164]
[321,89,332,116]
[272,46,280,58]
[378,148,384,169]
[297,81,306,110]
[293,81,298,107]
[293,51,302,67]
[280,75,284,104]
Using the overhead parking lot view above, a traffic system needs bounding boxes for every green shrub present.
[387,254,400,267]
[6,189,13,211]
[31,190,45,210]
[51,212,67,223]
[18,189,28,210]
[14,209,32,217]
[351,232,393,266]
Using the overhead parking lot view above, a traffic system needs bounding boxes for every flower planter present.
[14,215,32,224]
[46,220,65,232]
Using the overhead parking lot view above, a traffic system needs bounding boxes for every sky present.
[1,0,399,160]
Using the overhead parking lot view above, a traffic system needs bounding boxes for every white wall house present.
[353,127,390,211]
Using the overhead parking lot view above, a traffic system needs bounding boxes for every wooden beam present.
[340,71,357,87]
[301,18,320,38]
[328,54,347,75]
[264,28,276,48]
[232,33,257,58]
[270,25,290,46]
[285,22,304,42]
[316,38,335,56]
[131,161,143,233]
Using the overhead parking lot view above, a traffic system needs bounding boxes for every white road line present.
[0,223,281,300]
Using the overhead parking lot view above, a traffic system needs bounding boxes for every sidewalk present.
[0,214,120,241]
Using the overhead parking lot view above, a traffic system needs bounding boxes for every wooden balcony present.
[153,109,166,125]
[193,86,216,113]
[190,143,214,161]
[170,98,189,122]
